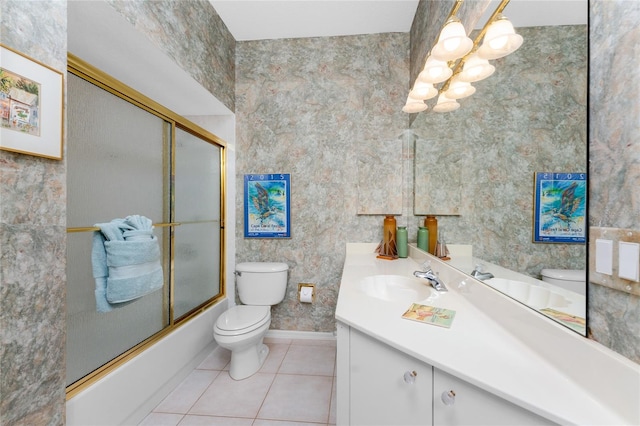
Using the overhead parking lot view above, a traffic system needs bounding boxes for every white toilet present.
[214,262,288,380]
[541,269,586,296]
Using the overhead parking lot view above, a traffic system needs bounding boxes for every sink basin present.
[359,275,434,303]
[485,278,532,303]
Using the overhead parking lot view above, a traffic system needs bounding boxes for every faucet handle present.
[474,263,485,272]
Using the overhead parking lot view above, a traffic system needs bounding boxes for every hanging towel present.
[92,215,164,313]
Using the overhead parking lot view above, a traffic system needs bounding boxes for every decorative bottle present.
[382,215,397,257]
[417,226,429,252]
[425,215,438,255]
[396,226,408,258]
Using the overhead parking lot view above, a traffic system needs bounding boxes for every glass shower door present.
[172,126,223,320]
[65,73,169,386]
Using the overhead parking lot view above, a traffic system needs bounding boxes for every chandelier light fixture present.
[445,77,476,99]
[403,94,429,113]
[477,14,524,60]
[432,93,460,113]
[410,80,438,101]
[403,0,523,114]
[419,57,453,84]
[430,17,474,61]
[457,53,495,82]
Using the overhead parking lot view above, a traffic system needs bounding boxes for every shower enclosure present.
[65,56,225,394]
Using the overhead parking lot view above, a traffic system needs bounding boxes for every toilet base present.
[229,342,269,380]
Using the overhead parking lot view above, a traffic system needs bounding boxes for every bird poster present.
[244,174,290,238]
[533,172,586,243]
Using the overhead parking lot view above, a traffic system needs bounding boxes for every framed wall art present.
[244,173,291,238]
[1,44,63,160]
[533,172,587,243]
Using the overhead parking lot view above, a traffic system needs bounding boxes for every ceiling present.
[210,0,588,41]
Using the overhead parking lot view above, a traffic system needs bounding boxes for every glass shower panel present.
[66,73,169,386]
[66,231,166,385]
[173,127,222,319]
[66,74,166,226]
[173,223,221,319]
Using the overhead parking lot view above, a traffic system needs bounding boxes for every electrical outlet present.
[298,283,315,303]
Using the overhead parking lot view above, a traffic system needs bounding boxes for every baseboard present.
[266,329,336,340]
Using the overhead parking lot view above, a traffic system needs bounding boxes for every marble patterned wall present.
[106,0,236,112]
[235,34,409,332]
[588,0,640,363]
[0,1,67,424]
[410,25,587,279]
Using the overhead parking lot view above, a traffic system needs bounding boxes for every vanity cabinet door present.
[433,368,557,426]
[348,328,433,426]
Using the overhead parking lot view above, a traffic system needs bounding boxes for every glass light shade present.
[431,18,473,61]
[409,81,438,100]
[444,78,476,99]
[458,53,495,82]
[432,93,460,113]
[402,95,428,113]
[418,57,453,84]
[477,16,523,60]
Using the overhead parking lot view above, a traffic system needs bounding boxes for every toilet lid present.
[541,269,585,282]
[215,305,270,333]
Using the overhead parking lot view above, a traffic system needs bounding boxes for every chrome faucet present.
[470,264,494,281]
[413,267,448,292]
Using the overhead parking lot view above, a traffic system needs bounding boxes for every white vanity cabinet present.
[337,323,556,426]
[433,368,555,426]
[337,323,433,426]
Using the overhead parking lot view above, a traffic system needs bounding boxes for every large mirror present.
[411,18,587,334]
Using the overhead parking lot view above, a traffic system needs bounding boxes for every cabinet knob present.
[403,370,417,384]
[441,390,456,406]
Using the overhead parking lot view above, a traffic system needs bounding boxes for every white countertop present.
[335,243,640,426]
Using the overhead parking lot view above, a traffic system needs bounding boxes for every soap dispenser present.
[397,226,408,258]
[417,226,429,252]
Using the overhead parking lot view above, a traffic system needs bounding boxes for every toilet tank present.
[236,262,289,305]
[540,269,586,296]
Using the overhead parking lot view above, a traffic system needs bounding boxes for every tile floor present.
[139,337,337,426]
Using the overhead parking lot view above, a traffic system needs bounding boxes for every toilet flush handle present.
[234,271,242,277]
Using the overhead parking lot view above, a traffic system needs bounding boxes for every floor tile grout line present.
[183,412,256,421]
[261,339,291,375]
[174,365,226,417]
[256,370,335,424]
[145,339,337,424]
[253,340,293,422]
[328,373,337,425]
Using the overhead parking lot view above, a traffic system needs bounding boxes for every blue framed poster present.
[244,173,291,238]
[533,172,586,243]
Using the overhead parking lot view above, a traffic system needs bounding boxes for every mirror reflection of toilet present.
[214,262,288,380]
[541,269,586,296]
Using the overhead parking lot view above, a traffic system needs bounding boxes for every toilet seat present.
[214,305,270,336]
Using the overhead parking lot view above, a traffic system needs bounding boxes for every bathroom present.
[1,0,638,424]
